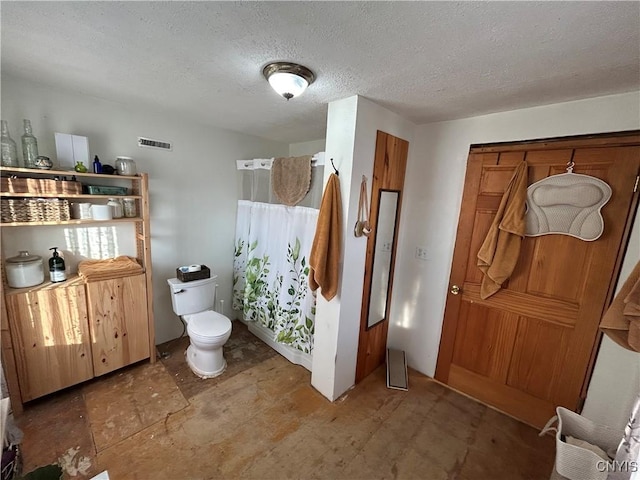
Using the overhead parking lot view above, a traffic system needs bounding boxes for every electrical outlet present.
[415,246,428,261]
[381,242,392,252]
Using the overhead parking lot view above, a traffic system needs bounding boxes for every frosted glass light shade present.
[268,72,308,99]
[262,62,315,100]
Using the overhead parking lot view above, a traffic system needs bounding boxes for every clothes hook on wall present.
[354,175,371,237]
[330,158,339,176]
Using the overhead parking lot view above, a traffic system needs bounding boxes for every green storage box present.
[85,185,128,195]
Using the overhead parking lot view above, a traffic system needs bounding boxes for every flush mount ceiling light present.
[262,62,315,100]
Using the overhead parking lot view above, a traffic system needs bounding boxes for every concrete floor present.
[16,322,555,479]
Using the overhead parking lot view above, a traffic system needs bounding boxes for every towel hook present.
[566,160,575,173]
[330,158,339,176]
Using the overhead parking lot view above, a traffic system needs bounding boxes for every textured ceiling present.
[2,2,639,144]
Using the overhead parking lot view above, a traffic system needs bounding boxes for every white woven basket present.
[540,407,622,480]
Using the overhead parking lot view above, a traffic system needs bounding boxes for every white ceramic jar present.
[6,251,45,288]
[90,204,112,221]
[71,202,92,219]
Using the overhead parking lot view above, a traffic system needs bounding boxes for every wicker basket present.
[1,198,71,223]
[176,265,211,282]
[540,407,622,480]
[0,177,82,195]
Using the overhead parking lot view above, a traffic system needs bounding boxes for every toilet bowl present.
[184,310,232,378]
[167,276,233,379]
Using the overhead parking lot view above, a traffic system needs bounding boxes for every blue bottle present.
[93,155,102,174]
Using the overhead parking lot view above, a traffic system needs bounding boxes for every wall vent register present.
[137,137,172,151]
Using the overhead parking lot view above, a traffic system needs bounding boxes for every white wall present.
[311,95,415,401]
[583,210,640,430]
[311,96,358,400]
[388,91,640,425]
[289,139,325,157]
[1,75,289,344]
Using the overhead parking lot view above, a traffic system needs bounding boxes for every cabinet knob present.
[450,285,461,295]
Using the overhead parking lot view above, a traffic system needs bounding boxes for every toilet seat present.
[185,310,232,341]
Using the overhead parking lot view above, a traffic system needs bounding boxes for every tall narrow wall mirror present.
[367,189,400,329]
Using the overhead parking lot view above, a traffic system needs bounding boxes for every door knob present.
[450,285,461,295]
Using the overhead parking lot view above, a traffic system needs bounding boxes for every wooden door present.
[87,273,150,376]
[5,281,94,401]
[435,133,640,428]
[356,131,409,382]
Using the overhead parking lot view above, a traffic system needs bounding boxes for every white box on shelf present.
[55,133,89,170]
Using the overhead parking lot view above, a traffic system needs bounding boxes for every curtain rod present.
[236,152,325,171]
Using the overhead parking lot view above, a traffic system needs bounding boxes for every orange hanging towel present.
[477,160,528,299]
[309,173,342,301]
[600,260,640,352]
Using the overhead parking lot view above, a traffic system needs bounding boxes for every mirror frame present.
[365,188,401,330]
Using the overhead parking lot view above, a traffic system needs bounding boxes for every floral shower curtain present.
[233,200,318,354]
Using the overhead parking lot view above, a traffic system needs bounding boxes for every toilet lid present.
[185,311,232,338]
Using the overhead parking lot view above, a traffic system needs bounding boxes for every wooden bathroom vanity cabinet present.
[0,167,155,412]
[86,274,150,377]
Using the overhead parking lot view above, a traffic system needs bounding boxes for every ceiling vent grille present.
[137,137,172,151]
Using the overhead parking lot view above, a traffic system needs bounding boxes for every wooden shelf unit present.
[0,192,142,199]
[1,217,144,227]
[0,168,155,413]
[0,166,139,180]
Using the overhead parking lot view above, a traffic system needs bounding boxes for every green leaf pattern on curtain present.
[233,200,318,353]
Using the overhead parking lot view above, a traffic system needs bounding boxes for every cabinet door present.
[86,274,150,376]
[5,284,94,401]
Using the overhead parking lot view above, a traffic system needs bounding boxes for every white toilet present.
[167,275,233,379]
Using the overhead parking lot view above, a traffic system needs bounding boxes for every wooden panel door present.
[5,282,93,401]
[435,133,640,428]
[356,131,409,382]
[87,273,150,376]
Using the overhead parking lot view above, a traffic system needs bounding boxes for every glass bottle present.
[21,119,39,169]
[0,120,19,167]
[122,198,137,218]
[107,198,123,218]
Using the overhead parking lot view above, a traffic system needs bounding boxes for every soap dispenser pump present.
[49,247,66,282]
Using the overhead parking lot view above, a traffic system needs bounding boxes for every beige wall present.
[289,139,325,157]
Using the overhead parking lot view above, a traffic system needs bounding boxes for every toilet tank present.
[167,275,218,316]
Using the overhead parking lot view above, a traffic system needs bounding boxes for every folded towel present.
[309,173,342,301]
[565,436,612,461]
[600,260,640,352]
[477,160,528,299]
[271,155,312,206]
[78,256,144,283]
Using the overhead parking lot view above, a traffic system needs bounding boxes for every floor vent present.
[138,137,172,151]
[386,348,408,391]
